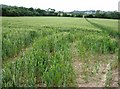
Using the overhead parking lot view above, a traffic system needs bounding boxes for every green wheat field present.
[2,17,119,87]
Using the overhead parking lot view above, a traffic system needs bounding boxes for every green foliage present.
[3,33,75,87]
[1,4,120,19]
[2,17,119,87]
[2,29,39,60]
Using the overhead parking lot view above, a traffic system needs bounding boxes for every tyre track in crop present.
[99,57,118,87]
[71,42,101,87]
[71,41,118,87]
[85,18,120,39]
[85,18,119,87]
[110,68,118,87]
[71,42,84,87]
[99,61,111,86]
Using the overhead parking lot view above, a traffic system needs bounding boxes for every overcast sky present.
[0,0,119,11]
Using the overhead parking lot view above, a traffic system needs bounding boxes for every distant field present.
[88,18,118,31]
[2,17,119,87]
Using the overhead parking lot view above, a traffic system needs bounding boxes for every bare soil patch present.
[71,42,118,87]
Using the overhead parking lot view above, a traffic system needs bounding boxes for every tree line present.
[1,5,56,16]
[0,4,120,19]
